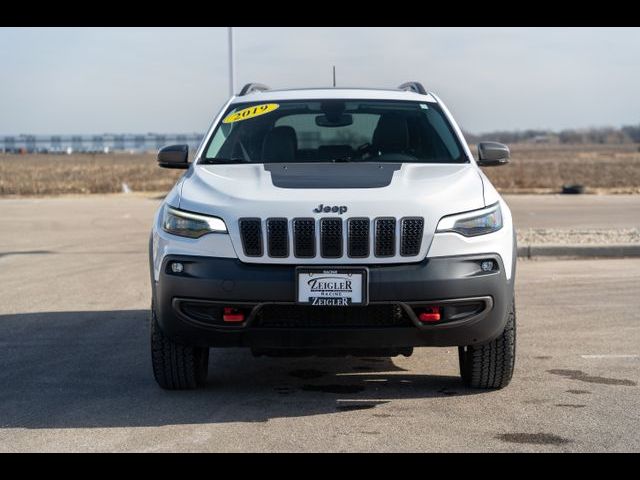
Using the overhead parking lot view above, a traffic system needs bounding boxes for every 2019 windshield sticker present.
[223,103,280,124]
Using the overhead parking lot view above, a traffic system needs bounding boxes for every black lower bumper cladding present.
[152,253,514,349]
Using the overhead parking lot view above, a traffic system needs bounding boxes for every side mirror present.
[158,144,189,169]
[477,142,510,166]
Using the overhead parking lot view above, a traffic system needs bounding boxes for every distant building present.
[531,135,559,144]
[134,135,146,151]
[155,134,166,150]
[3,136,16,153]
[1,133,205,154]
[71,135,83,152]
[113,135,125,151]
[24,135,37,152]
[51,136,62,153]
[92,135,104,152]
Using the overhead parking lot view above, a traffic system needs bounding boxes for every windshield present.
[201,99,467,164]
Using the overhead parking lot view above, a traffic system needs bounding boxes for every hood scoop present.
[263,163,401,189]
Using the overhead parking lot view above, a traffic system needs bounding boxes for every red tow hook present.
[223,307,245,323]
[419,306,441,323]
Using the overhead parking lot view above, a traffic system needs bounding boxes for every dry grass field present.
[1,144,639,196]
[480,143,640,194]
[0,153,183,196]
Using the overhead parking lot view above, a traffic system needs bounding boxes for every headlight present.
[436,203,503,237]
[162,206,227,238]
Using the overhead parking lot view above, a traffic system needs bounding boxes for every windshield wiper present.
[199,158,248,164]
[330,157,354,163]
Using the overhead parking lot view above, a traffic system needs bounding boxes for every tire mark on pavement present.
[548,369,636,386]
[496,433,572,446]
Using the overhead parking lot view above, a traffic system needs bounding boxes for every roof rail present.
[398,82,427,95]
[238,83,270,96]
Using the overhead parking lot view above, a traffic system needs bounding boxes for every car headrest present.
[372,114,409,153]
[261,126,298,163]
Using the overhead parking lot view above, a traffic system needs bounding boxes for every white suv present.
[149,82,516,390]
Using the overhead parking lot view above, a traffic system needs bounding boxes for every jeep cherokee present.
[149,82,516,390]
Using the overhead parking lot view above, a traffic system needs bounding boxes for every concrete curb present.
[517,244,640,258]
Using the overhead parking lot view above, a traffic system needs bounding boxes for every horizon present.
[3,122,639,138]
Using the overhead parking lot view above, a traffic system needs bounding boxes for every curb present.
[517,244,640,258]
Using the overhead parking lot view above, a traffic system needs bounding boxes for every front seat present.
[261,126,298,162]
[371,113,409,154]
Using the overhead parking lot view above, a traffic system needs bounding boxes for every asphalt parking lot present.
[505,194,640,229]
[0,195,638,452]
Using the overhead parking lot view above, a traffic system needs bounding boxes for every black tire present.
[458,299,516,389]
[150,307,209,390]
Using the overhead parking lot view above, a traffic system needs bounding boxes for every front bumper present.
[152,253,514,349]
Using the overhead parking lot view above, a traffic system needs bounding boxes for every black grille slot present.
[293,218,315,258]
[375,218,396,257]
[348,218,370,258]
[255,304,412,328]
[320,218,343,258]
[239,218,263,257]
[400,217,424,256]
[266,218,288,257]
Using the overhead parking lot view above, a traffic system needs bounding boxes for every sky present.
[1,27,639,135]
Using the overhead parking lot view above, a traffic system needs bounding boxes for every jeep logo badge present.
[313,204,348,215]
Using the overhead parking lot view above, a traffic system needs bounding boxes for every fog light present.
[171,262,184,273]
[481,260,494,272]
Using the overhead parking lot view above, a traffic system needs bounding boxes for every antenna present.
[332,65,336,87]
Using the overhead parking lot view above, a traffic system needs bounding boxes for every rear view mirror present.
[158,144,189,169]
[477,142,510,166]
[315,114,353,128]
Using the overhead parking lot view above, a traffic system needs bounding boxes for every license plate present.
[296,268,368,306]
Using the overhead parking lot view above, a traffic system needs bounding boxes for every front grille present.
[254,304,412,328]
[239,216,423,260]
[400,217,424,256]
[238,218,262,257]
[266,218,288,257]
[348,218,370,257]
[320,218,343,258]
[375,218,396,257]
[293,218,315,258]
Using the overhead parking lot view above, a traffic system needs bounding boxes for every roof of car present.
[229,87,437,104]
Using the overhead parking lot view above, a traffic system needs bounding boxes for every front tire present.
[458,299,516,389]
[150,307,209,390]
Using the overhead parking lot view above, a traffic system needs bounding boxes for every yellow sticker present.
[223,103,280,124]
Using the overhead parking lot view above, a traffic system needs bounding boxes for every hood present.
[178,162,485,263]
